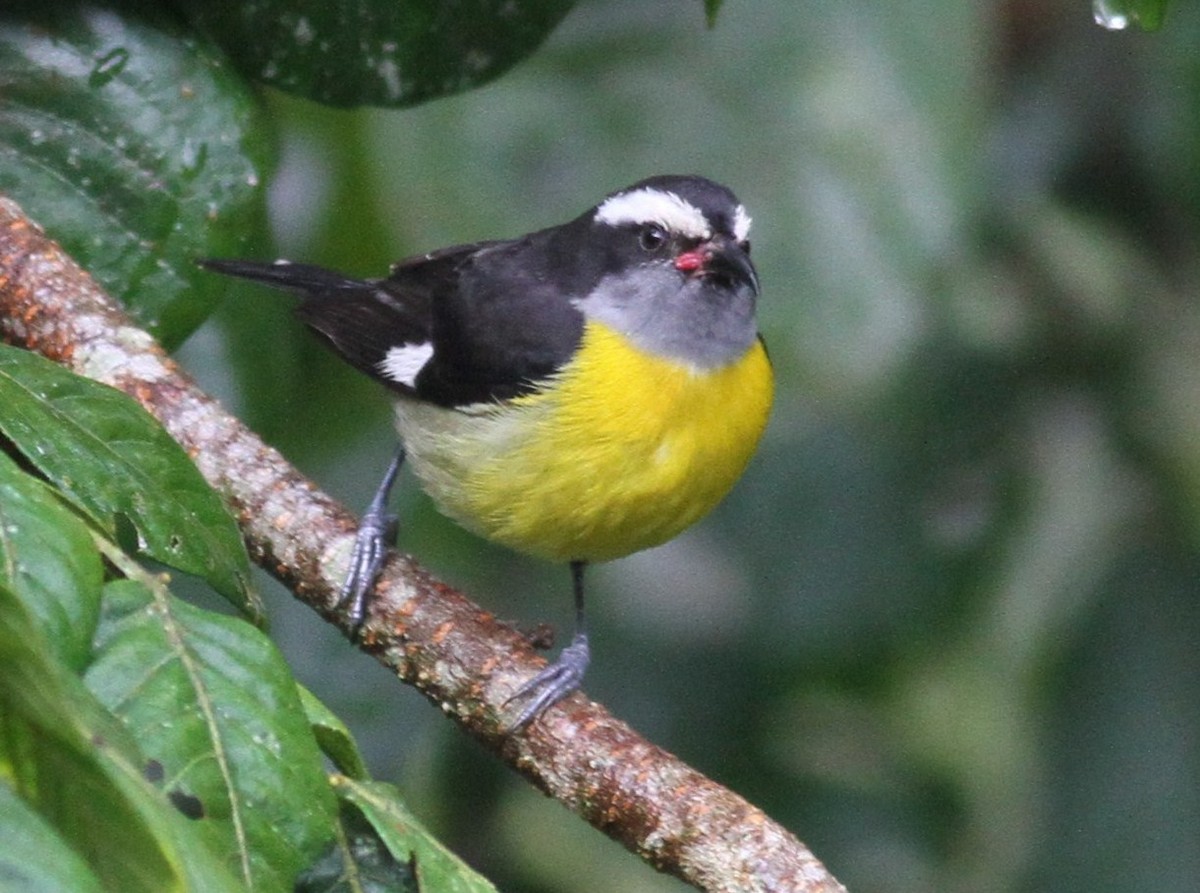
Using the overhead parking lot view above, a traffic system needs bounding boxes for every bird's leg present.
[338,444,406,635]
[506,559,591,730]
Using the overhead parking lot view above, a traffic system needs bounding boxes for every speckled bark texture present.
[0,195,846,893]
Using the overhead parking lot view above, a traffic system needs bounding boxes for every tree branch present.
[0,196,846,893]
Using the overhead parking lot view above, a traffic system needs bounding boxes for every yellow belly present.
[395,322,773,563]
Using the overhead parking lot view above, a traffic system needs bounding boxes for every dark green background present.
[98,0,1200,890]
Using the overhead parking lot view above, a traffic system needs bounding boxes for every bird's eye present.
[740,240,751,256]
[639,224,668,252]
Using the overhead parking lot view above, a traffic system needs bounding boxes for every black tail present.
[199,257,432,393]
[197,258,371,296]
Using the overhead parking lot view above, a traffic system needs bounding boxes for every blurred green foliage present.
[176,1,1200,891]
[3,0,1197,890]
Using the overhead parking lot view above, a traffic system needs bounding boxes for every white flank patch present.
[595,188,711,240]
[379,342,434,387]
[732,204,752,243]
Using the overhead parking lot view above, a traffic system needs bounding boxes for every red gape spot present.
[674,250,706,273]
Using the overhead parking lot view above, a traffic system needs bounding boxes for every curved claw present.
[337,446,405,635]
[505,632,590,731]
[338,509,396,633]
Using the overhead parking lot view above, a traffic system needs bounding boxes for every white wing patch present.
[732,204,752,243]
[595,188,711,240]
[379,342,434,388]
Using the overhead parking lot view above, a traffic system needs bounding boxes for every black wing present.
[196,256,417,388]
[413,235,587,407]
[200,236,585,408]
[199,248,472,397]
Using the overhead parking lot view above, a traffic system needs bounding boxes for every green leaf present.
[0,582,244,893]
[0,344,258,618]
[704,0,723,27]
[298,683,369,781]
[178,0,575,108]
[333,776,500,893]
[85,579,338,892]
[1092,0,1169,30]
[0,450,104,672]
[296,804,419,893]
[0,783,105,893]
[0,3,272,348]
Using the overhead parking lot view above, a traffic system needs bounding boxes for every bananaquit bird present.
[202,174,772,727]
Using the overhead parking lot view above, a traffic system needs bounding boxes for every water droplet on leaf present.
[1093,0,1128,29]
[1092,0,1163,30]
[89,47,130,88]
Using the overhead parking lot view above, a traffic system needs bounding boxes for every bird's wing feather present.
[201,234,585,407]
[201,237,580,405]
[414,236,586,406]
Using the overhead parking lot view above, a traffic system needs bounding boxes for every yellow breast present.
[396,321,773,563]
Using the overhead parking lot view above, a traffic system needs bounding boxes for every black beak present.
[704,238,760,296]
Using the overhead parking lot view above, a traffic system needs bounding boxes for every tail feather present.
[200,256,431,393]
[196,258,369,295]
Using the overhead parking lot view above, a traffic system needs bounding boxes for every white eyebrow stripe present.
[594,188,711,240]
[732,204,752,243]
[379,342,434,387]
